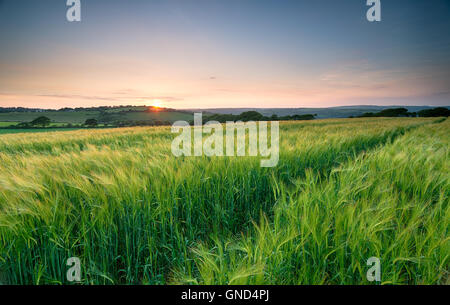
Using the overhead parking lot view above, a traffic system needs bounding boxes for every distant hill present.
[1,106,449,128]
[0,106,194,126]
[189,106,450,119]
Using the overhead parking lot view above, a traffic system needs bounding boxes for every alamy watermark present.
[66,257,81,282]
[66,1,380,23]
[366,257,381,282]
[171,113,279,167]
[66,0,81,22]
[366,0,381,22]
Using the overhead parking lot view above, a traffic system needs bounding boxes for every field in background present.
[189,106,450,119]
[0,128,82,135]
[0,109,194,125]
[0,117,448,284]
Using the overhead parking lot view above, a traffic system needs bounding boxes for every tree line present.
[352,107,450,118]
[203,111,316,123]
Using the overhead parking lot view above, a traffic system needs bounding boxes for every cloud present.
[430,91,450,97]
[37,94,116,101]
[111,89,137,95]
[35,93,184,104]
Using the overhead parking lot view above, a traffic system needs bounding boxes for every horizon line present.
[1,104,449,111]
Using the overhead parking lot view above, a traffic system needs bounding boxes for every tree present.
[31,116,51,127]
[238,111,265,121]
[376,108,409,117]
[418,107,450,117]
[357,108,415,118]
[84,119,98,127]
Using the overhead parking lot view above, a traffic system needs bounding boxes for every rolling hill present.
[188,106,450,119]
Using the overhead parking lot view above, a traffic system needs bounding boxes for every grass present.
[0,117,447,285]
[0,121,69,128]
[0,128,82,135]
[0,110,193,125]
[0,122,19,127]
[0,111,99,124]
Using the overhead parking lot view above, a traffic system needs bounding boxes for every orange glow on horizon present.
[150,99,163,109]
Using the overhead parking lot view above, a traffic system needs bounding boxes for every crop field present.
[0,117,448,285]
[0,128,82,135]
[0,110,194,125]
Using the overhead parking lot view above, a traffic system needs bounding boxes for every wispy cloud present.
[36,93,184,103]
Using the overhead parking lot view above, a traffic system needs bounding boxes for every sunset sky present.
[0,0,449,109]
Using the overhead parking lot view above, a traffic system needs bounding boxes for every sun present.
[150,99,163,108]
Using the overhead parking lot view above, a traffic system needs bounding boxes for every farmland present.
[0,117,448,285]
[0,128,81,135]
[0,109,194,125]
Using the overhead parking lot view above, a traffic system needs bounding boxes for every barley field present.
[0,117,448,285]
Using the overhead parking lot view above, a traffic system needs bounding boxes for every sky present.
[0,0,449,109]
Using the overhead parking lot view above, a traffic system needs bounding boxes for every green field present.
[0,111,98,124]
[0,110,194,124]
[0,122,18,127]
[0,117,448,284]
[0,128,82,135]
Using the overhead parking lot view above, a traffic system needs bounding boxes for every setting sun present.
[151,99,163,108]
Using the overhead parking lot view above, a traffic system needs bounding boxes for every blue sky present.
[0,0,449,108]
